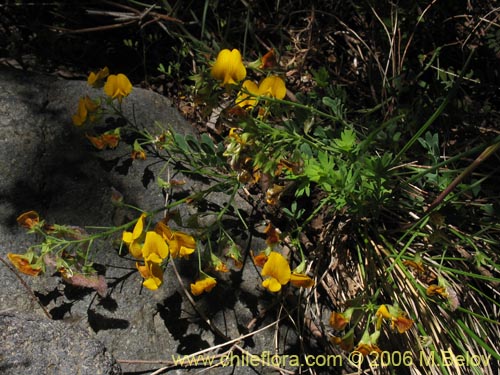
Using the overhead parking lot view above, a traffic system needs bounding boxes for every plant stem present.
[0,257,52,319]
[427,141,500,211]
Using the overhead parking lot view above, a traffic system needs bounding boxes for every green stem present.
[427,141,500,211]
[402,135,500,185]
[217,183,240,222]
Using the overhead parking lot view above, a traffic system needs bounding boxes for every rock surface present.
[0,68,301,374]
[0,311,121,375]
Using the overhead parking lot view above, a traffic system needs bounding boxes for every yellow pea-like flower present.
[211,49,246,86]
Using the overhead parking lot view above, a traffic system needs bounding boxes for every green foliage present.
[485,28,500,54]
[311,67,330,88]
[4,1,500,373]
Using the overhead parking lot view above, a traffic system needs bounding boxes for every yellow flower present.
[16,210,40,230]
[354,330,382,356]
[266,184,285,205]
[426,281,459,310]
[263,222,280,246]
[375,304,392,330]
[155,221,196,259]
[228,127,246,143]
[426,284,448,297]
[235,76,286,109]
[122,213,146,258]
[211,253,229,273]
[225,243,243,269]
[7,253,42,276]
[72,98,87,126]
[375,304,414,333]
[104,73,132,102]
[141,231,169,263]
[258,76,286,99]
[86,132,120,150]
[136,261,163,290]
[329,311,349,331]
[330,330,354,351]
[259,49,276,69]
[131,150,146,160]
[261,251,291,292]
[87,67,109,88]
[191,276,217,296]
[211,49,246,86]
[72,95,99,126]
[392,315,414,334]
[131,140,147,160]
[355,342,382,356]
[289,272,314,288]
[252,251,268,268]
[402,259,425,274]
[236,80,259,109]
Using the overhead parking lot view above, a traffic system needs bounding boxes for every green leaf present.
[174,133,189,153]
[186,134,201,152]
[322,96,338,110]
[200,133,215,154]
[299,143,313,157]
[311,67,330,88]
[322,96,345,119]
[334,128,356,152]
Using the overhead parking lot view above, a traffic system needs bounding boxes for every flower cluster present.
[328,303,414,356]
[86,66,133,102]
[7,211,107,296]
[71,67,133,151]
[188,239,245,296]
[209,48,295,211]
[86,130,120,150]
[8,212,45,276]
[210,48,286,111]
[405,257,459,310]
[122,214,196,291]
[223,127,260,184]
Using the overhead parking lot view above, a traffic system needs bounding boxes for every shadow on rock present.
[88,309,129,333]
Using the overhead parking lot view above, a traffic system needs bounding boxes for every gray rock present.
[0,67,301,374]
[0,66,193,227]
[0,311,121,375]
